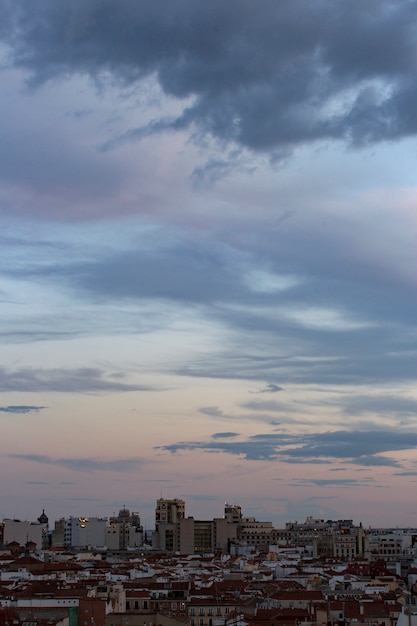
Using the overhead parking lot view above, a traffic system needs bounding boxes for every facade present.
[153,498,186,551]
[53,516,107,548]
[153,499,240,553]
[283,517,365,560]
[366,529,412,562]
[106,508,143,549]
[235,518,274,551]
[3,518,44,550]
[52,509,143,550]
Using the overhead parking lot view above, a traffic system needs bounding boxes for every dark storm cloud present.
[10,454,143,473]
[1,0,417,155]
[0,366,155,393]
[157,429,417,466]
[0,405,46,413]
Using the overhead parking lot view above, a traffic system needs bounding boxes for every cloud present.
[281,458,334,465]
[198,405,281,425]
[0,366,155,393]
[25,481,49,485]
[340,394,417,417]
[212,432,239,439]
[294,478,373,487]
[349,455,401,467]
[250,383,284,394]
[0,405,46,414]
[394,471,417,476]
[2,1,417,158]
[241,399,297,414]
[9,454,143,473]
[199,406,225,418]
[5,225,417,391]
[157,429,417,465]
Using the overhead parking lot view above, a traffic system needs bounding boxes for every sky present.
[1,0,417,531]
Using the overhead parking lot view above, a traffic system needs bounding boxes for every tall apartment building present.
[155,498,185,527]
[153,498,186,551]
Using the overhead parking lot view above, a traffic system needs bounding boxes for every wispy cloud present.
[0,405,46,414]
[0,367,156,393]
[250,383,284,394]
[294,478,373,487]
[9,454,144,473]
[157,429,417,466]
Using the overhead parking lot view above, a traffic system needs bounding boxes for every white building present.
[62,516,107,548]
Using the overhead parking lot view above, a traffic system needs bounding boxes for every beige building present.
[153,500,240,553]
[106,508,143,549]
[154,515,238,554]
[3,518,44,550]
[236,518,274,551]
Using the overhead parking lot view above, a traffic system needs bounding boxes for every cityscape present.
[1,499,417,626]
[1,3,417,626]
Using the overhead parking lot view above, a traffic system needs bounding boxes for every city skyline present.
[1,1,417,529]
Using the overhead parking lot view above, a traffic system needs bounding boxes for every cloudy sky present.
[1,0,417,530]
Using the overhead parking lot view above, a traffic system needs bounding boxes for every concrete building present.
[153,501,246,554]
[153,498,185,551]
[236,518,274,551]
[3,518,44,550]
[51,516,107,548]
[106,508,143,549]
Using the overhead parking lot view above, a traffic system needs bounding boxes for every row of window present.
[190,607,229,616]
[126,600,148,610]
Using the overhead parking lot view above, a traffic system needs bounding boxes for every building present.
[51,516,107,548]
[106,508,143,549]
[3,518,44,550]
